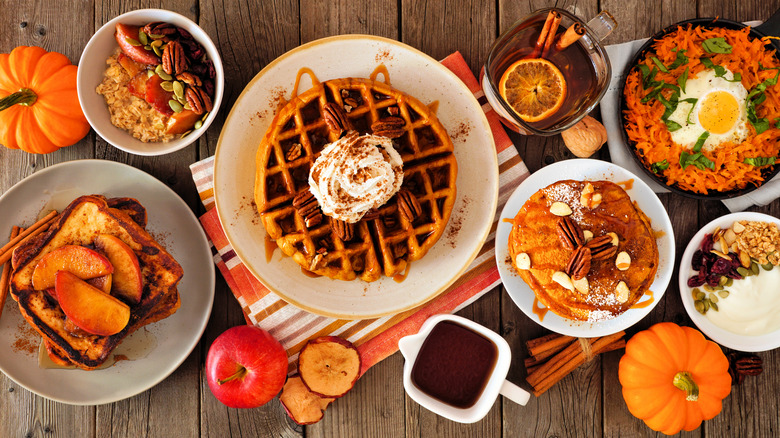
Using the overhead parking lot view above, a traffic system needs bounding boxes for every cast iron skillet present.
[618,8,780,200]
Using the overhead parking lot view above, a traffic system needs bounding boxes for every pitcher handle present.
[586,11,617,41]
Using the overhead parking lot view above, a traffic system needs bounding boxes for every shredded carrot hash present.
[623,25,780,194]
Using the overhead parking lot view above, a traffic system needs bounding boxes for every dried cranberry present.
[178,28,193,40]
[700,235,714,253]
[707,273,722,287]
[205,59,216,78]
[688,275,705,287]
[711,258,733,275]
[203,79,214,97]
[692,250,705,270]
[726,270,743,280]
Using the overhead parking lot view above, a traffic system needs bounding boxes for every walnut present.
[561,115,608,158]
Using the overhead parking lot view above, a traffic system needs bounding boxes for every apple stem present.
[218,365,248,385]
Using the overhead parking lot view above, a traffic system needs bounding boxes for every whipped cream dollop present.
[309,131,403,223]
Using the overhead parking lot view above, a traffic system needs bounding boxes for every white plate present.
[679,212,780,352]
[0,160,214,405]
[495,159,675,337]
[214,35,498,319]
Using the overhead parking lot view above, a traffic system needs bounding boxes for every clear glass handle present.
[586,11,617,41]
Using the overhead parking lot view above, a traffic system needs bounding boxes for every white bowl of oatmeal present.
[679,212,780,352]
[77,9,223,156]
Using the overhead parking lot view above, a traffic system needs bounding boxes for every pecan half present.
[143,22,177,36]
[566,246,592,280]
[585,235,618,260]
[185,85,213,115]
[557,217,584,250]
[371,116,406,139]
[285,143,302,161]
[323,102,353,134]
[729,353,763,384]
[293,190,322,228]
[362,208,381,221]
[332,219,354,242]
[396,189,422,222]
[176,72,202,87]
[162,41,187,75]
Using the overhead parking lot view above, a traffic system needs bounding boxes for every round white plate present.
[213,35,498,319]
[496,159,675,337]
[0,160,214,405]
[679,212,780,352]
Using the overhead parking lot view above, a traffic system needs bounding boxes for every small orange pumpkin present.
[618,322,731,435]
[0,46,89,153]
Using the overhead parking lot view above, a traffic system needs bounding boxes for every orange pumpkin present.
[618,322,731,435]
[0,46,89,153]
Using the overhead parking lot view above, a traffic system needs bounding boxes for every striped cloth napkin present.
[189,51,530,375]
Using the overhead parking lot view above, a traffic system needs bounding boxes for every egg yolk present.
[698,91,739,135]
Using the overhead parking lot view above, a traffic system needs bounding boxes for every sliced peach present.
[115,23,159,65]
[298,336,361,398]
[117,53,145,77]
[54,271,130,337]
[32,245,114,291]
[86,274,113,294]
[127,71,149,99]
[94,234,143,304]
[145,74,174,116]
[279,375,334,425]
[166,109,201,134]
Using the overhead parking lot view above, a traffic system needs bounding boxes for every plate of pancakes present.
[213,35,498,319]
[496,159,675,337]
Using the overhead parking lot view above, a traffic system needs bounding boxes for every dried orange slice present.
[499,58,567,123]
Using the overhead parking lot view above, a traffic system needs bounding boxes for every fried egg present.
[667,68,749,151]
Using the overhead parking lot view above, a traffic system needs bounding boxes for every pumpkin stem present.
[217,365,248,385]
[0,88,38,111]
[673,371,700,401]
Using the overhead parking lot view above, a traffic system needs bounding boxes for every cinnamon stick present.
[0,211,58,265]
[0,226,21,321]
[526,333,575,357]
[555,22,585,51]
[530,11,561,58]
[540,12,563,58]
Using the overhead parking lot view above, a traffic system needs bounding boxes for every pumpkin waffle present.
[9,195,183,370]
[255,76,457,281]
[508,180,658,321]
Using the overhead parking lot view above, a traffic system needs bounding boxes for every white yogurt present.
[703,266,780,336]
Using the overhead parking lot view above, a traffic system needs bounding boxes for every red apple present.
[206,325,288,409]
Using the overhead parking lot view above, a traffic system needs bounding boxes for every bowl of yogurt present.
[679,212,780,352]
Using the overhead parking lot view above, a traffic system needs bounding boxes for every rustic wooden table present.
[2,0,780,437]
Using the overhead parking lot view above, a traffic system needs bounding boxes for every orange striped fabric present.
[189,51,530,374]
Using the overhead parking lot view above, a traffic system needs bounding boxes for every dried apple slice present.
[279,375,334,425]
[298,336,361,398]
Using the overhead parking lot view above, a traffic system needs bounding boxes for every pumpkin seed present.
[692,288,702,300]
[703,299,711,311]
[151,39,164,48]
[139,30,149,45]
[168,99,183,113]
[750,262,759,275]
[152,44,162,57]
[709,294,718,304]
[173,81,184,99]
[737,266,750,277]
[694,300,706,314]
[124,37,141,46]
[155,65,172,81]
[160,81,174,92]
[176,94,187,105]
[718,276,728,286]
[710,301,719,311]
[718,290,730,298]
[201,111,209,122]
[183,102,192,111]
[180,129,192,138]
[147,70,155,78]
[695,291,705,301]
[703,284,714,292]
[194,120,203,129]
[762,262,774,271]
[148,33,165,39]
[725,277,733,287]
[143,45,152,51]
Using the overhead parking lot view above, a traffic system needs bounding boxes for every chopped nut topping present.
[583,230,593,243]
[285,143,302,161]
[615,281,630,303]
[552,271,574,291]
[572,277,589,295]
[616,251,631,271]
[607,232,619,246]
[550,201,572,216]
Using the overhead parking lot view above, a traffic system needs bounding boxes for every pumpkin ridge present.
[30,52,72,89]
[8,46,46,87]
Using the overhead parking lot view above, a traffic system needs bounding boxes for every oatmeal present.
[97,51,174,143]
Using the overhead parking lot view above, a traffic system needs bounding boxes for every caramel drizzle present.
[616,179,634,190]
[532,298,549,322]
[370,64,391,84]
[393,262,411,283]
[292,67,322,99]
[631,290,654,309]
[264,234,277,263]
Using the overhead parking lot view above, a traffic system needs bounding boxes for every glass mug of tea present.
[481,8,616,135]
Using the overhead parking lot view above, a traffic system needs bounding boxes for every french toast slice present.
[9,195,183,370]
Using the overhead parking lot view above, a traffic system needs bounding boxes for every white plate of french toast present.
[496,159,675,337]
[213,35,499,318]
[0,160,214,405]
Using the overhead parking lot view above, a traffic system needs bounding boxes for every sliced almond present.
[723,228,737,245]
[719,236,728,254]
[615,281,630,303]
[580,183,594,206]
[590,193,602,209]
[583,230,593,243]
[552,271,574,291]
[515,253,531,270]
[739,250,751,268]
[550,202,572,217]
[616,251,631,271]
[607,232,619,246]
[732,221,745,233]
[711,250,732,261]
[711,227,722,241]
[572,277,589,295]
[730,242,739,253]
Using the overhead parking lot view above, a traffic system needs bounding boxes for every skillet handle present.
[755,7,780,38]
